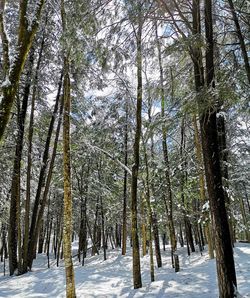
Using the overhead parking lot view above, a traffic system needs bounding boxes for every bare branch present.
[85,142,132,176]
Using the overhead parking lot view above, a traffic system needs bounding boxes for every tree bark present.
[0,0,45,141]
[217,112,234,245]
[62,56,76,297]
[197,0,237,296]
[155,21,177,266]
[131,10,143,289]
[8,51,34,275]
[193,115,214,259]
[23,33,45,273]
[77,164,89,265]
[227,0,250,83]
[142,140,155,281]
[27,71,63,269]
[122,98,128,256]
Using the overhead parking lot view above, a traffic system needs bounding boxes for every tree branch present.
[85,142,132,176]
[0,0,10,75]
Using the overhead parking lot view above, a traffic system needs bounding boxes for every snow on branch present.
[84,142,132,176]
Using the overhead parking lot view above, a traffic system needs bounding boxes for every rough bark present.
[217,112,234,244]
[131,12,143,289]
[180,116,195,255]
[23,33,45,273]
[227,0,250,83]
[142,141,155,281]
[31,93,64,269]
[62,57,76,297]
[100,195,106,261]
[122,98,128,256]
[0,0,45,141]
[27,71,63,269]
[8,51,34,275]
[193,115,214,259]
[152,212,162,268]
[198,0,237,296]
[77,165,89,265]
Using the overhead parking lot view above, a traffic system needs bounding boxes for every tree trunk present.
[23,33,45,273]
[122,98,128,256]
[152,212,162,268]
[141,200,147,257]
[27,71,63,269]
[131,12,143,289]
[8,51,34,275]
[79,196,87,264]
[197,0,237,296]
[155,21,177,266]
[77,164,89,265]
[142,141,155,282]
[240,196,250,242]
[92,198,99,256]
[100,195,106,261]
[179,224,184,247]
[193,114,214,259]
[38,221,45,254]
[180,116,195,256]
[217,112,234,245]
[227,0,250,83]
[62,55,76,298]
[29,84,64,271]
[0,0,45,141]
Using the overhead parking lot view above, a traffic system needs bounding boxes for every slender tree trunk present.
[240,196,250,242]
[217,112,234,245]
[8,51,34,275]
[142,141,155,281]
[152,212,162,268]
[23,34,45,273]
[196,0,238,296]
[131,12,143,289]
[57,227,63,267]
[115,224,121,248]
[180,116,195,256]
[29,87,64,271]
[242,182,250,214]
[155,22,177,266]
[122,98,128,256]
[179,224,184,247]
[38,221,45,253]
[78,193,87,264]
[45,198,52,269]
[27,71,63,268]
[86,216,99,256]
[100,195,106,261]
[227,0,250,83]
[92,198,99,256]
[144,49,162,268]
[62,55,76,297]
[77,165,89,264]
[141,201,147,257]
[193,115,214,259]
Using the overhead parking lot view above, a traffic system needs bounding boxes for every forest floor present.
[0,242,249,297]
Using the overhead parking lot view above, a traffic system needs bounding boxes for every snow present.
[0,243,249,297]
[216,111,227,119]
[202,201,210,211]
[1,76,11,88]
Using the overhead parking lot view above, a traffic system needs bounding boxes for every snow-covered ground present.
[0,243,249,297]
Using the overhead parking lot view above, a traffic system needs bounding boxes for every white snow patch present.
[0,243,249,297]
[1,76,11,88]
